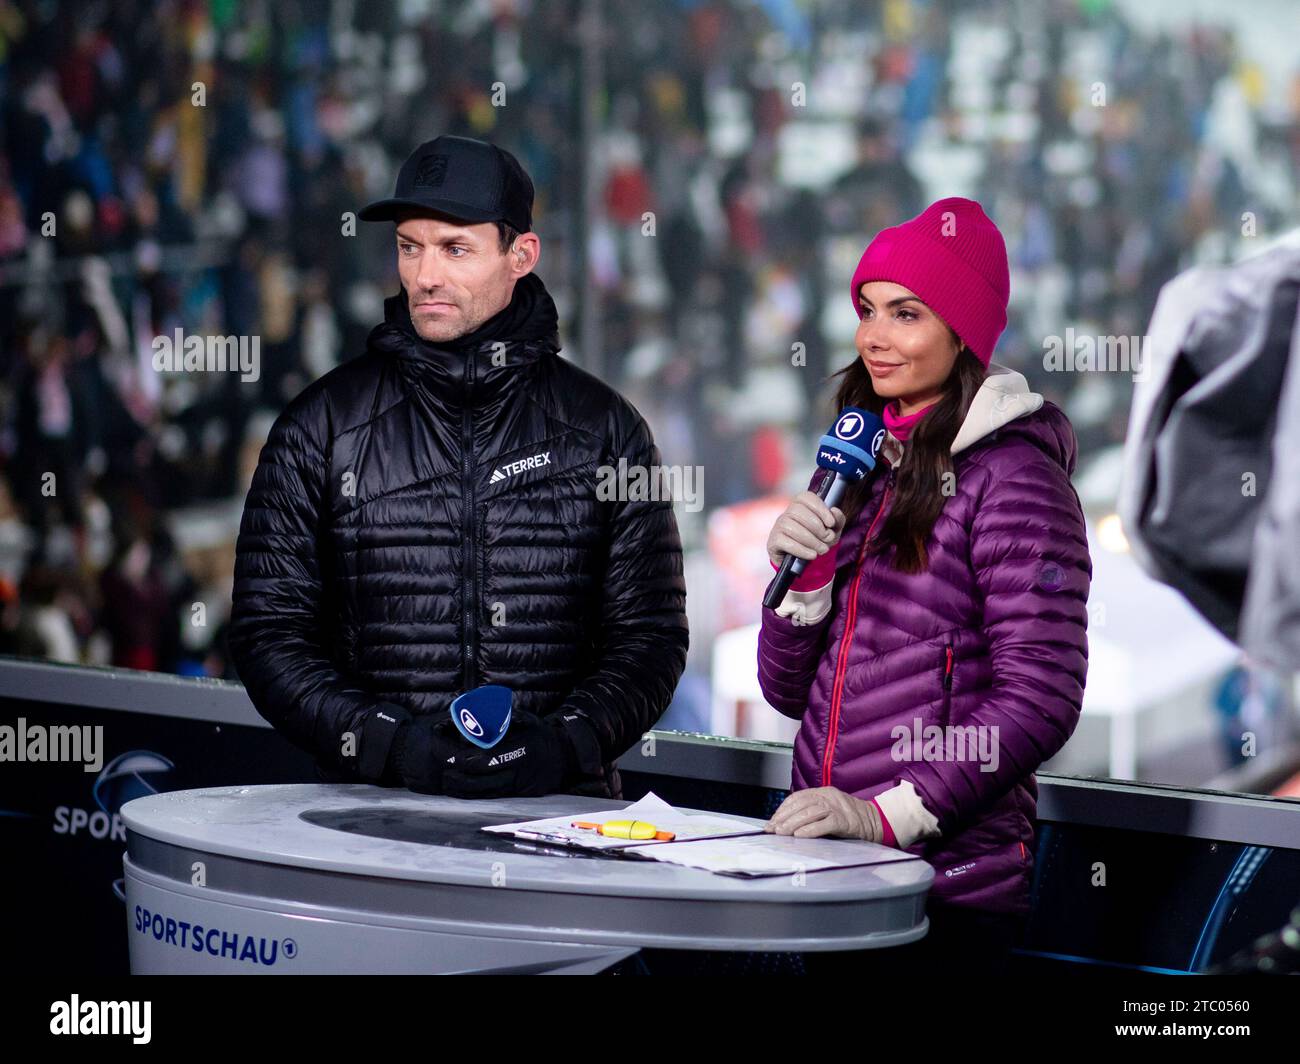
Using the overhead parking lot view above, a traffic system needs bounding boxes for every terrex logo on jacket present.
[228,273,689,801]
[489,451,551,484]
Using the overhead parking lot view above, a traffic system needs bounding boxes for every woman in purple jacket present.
[758,197,1092,976]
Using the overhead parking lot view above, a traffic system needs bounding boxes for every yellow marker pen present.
[571,819,675,841]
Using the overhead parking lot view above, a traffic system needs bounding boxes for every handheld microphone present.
[762,407,885,611]
[449,685,513,749]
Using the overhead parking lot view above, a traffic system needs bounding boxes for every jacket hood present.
[951,362,1077,476]
[878,362,1077,476]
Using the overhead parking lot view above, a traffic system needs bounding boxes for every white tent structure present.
[1068,517,1241,779]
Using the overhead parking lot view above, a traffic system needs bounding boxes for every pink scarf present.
[883,398,937,441]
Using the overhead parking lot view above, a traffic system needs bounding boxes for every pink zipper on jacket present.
[821,471,894,787]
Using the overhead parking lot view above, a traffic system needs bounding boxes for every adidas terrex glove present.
[386,714,468,795]
[441,709,601,798]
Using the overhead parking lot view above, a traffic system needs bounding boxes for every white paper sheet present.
[481,790,761,851]
[623,832,923,877]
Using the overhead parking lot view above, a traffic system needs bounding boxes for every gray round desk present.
[121,784,933,974]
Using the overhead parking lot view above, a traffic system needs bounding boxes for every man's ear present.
[509,233,541,275]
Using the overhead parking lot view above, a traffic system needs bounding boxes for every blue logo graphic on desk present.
[450,685,513,749]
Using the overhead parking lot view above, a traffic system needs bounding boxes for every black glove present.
[441,709,596,799]
[386,714,471,795]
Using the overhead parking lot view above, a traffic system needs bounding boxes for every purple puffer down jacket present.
[758,365,1092,915]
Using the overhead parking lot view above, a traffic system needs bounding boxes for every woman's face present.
[855,280,960,415]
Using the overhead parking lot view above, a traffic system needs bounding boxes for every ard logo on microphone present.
[459,708,485,738]
[835,411,867,440]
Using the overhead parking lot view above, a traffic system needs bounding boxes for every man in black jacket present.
[227,135,688,799]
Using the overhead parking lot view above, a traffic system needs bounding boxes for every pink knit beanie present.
[849,197,1009,370]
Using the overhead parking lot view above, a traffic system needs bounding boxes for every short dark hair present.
[495,221,521,254]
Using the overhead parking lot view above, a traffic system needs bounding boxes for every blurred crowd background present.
[1,0,1296,787]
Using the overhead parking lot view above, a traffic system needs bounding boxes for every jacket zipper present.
[462,353,477,693]
[942,642,953,725]
[822,466,895,788]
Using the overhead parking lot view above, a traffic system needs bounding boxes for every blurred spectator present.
[0,0,1292,697]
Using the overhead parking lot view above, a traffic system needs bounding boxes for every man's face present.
[394,210,537,342]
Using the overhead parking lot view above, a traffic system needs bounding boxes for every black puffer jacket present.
[228,273,688,798]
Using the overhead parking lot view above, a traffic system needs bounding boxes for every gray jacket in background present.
[1120,239,1300,670]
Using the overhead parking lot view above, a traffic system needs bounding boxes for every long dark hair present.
[830,341,986,574]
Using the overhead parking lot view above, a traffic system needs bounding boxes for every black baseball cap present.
[359,134,533,232]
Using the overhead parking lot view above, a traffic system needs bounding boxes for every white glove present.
[765,786,884,842]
